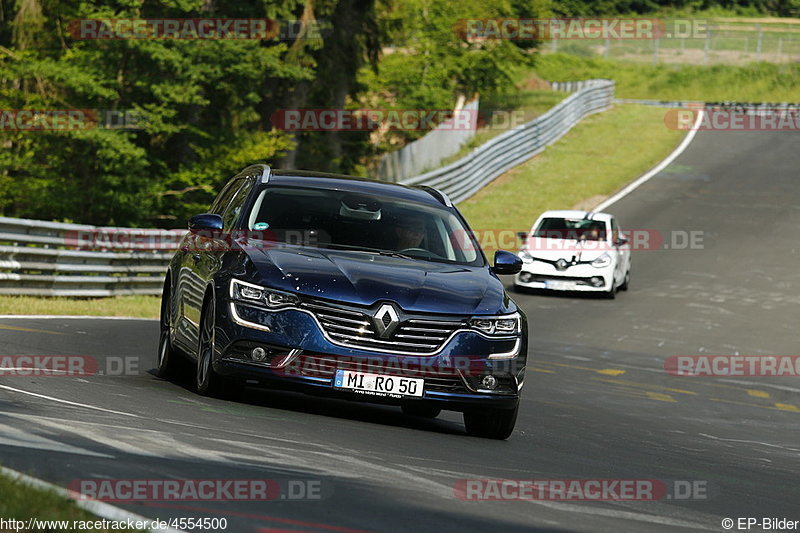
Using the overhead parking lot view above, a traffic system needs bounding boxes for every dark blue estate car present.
[158,164,527,439]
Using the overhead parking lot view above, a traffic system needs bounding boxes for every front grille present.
[526,274,594,284]
[289,354,468,393]
[301,301,465,354]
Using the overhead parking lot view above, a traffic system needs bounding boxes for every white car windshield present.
[533,218,607,241]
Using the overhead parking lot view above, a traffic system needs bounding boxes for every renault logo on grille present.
[373,303,400,339]
[555,259,569,271]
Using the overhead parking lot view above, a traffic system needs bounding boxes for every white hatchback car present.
[514,210,631,298]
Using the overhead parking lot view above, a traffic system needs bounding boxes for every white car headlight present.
[470,312,521,336]
[519,250,534,264]
[230,279,300,309]
[591,253,611,268]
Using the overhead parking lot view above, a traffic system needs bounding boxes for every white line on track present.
[594,109,704,212]
[0,315,157,320]
[0,384,140,418]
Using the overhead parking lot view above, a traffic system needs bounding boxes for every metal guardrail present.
[399,79,614,204]
[377,97,480,182]
[0,79,615,296]
[0,216,180,297]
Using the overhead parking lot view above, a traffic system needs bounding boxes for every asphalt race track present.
[1,130,799,533]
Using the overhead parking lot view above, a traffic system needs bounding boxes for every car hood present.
[524,238,613,262]
[241,244,511,315]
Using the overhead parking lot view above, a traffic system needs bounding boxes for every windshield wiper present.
[376,250,416,260]
[317,243,415,260]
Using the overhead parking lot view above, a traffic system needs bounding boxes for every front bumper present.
[515,262,612,292]
[212,302,526,412]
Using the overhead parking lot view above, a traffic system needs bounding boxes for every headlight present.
[230,279,300,309]
[469,312,521,336]
[591,253,611,268]
[519,250,534,264]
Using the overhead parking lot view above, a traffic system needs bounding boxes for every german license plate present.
[545,280,572,290]
[334,370,424,397]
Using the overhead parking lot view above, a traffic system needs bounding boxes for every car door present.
[176,175,252,350]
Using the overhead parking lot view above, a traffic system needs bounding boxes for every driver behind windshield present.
[394,215,426,250]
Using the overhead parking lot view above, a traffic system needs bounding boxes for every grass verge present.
[0,295,159,318]
[0,469,144,532]
[534,53,800,102]
[458,104,685,241]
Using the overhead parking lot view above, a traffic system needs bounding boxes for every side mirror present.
[188,213,223,232]
[614,237,628,247]
[516,231,528,244]
[492,250,523,275]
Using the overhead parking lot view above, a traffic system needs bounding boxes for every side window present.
[210,179,240,215]
[610,218,620,242]
[221,178,254,230]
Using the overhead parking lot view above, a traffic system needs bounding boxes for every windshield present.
[533,217,608,241]
[246,186,483,266]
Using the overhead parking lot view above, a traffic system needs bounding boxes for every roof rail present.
[419,186,453,207]
[260,164,272,184]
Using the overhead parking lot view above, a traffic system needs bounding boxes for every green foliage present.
[2,0,792,228]
[358,0,548,152]
[0,0,552,223]
[0,0,351,226]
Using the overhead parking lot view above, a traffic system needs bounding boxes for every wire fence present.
[548,19,800,64]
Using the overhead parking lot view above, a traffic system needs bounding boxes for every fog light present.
[519,273,532,282]
[590,276,603,287]
[481,375,498,390]
[251,347,268,362]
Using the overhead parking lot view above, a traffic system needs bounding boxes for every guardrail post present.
[756,23,763,61]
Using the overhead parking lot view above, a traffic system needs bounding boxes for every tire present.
[196,295,238,398]
[156,283,179,379]
[619,269,630,291]
[463,404,519,440]
[401,404,442,418]
[603,278,617,299]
